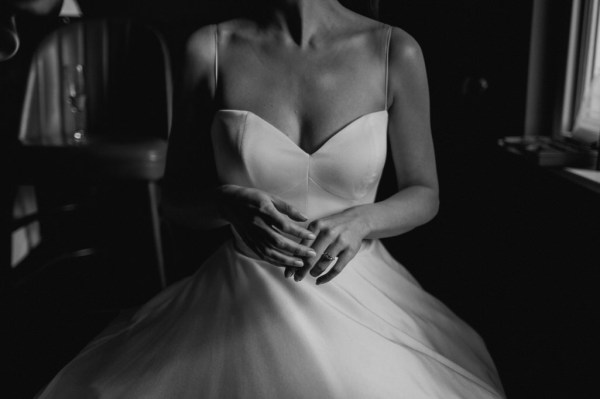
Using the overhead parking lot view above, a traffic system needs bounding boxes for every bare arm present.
[161,25,317,267]
[292,28,438,283]
[356,27,439,239]
[161,25,224,230]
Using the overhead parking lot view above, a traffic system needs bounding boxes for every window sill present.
[551,168,600,195]
[498,136,600,195]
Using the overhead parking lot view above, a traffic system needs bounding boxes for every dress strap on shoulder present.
[384,24,392,110]
[214,24,220,94]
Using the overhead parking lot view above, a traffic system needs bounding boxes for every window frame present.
[561,0,600,144]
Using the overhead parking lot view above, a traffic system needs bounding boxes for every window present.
[563,0,600,144]
[519,0,599,178]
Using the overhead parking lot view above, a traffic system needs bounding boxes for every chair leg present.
[147,182,166,289]
[2,183,17,292]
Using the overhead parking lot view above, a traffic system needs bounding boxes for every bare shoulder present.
[187,24,216,51]
[388,26,426,72]
[183,20,261,86]
[385,27,429,120]
[183,25,217,85]
[337,10,386,40]
[385,26,428,104]
[213,18,261,43]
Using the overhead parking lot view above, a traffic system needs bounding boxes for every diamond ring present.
[321,252,334,262]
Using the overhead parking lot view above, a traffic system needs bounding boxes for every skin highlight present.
[162,0,438,284]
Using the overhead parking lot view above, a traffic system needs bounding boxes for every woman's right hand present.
[216,185,317,268]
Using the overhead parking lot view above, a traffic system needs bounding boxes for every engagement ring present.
[322,252,335,262]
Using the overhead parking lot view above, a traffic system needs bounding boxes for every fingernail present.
[307,233,316,240]
[307,250,316,258]
[293,260,303,267]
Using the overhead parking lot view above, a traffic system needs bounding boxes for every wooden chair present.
[7,18,172,295]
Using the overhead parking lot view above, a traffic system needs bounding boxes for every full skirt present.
[38,239,505,399]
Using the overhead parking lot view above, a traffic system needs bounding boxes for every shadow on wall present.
[379,1,598,398]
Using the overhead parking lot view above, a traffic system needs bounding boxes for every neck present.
[259,0,344,47]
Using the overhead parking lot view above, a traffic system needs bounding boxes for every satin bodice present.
[211,109,388,221]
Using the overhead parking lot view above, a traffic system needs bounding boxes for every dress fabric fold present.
[38,110,505,399]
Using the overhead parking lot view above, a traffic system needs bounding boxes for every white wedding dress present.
[38,22,505,398]
[38,106,505,398]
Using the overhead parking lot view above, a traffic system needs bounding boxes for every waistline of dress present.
[229,227,375,262]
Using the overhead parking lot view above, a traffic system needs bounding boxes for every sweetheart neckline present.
[215,109,388,156]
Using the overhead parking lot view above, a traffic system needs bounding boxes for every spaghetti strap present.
[214,24,219,95]
[384,24,392,110]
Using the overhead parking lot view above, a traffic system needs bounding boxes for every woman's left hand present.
[285,207,368,285]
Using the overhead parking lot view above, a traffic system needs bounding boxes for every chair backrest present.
[19,18,172,145]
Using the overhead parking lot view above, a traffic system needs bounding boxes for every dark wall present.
[379,1,598,398]
[381,0,532,140]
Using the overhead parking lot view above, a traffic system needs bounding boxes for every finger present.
[303,226,333,269]
[255,219,316,258]
[260,246,305,268]
[265,198,313,237]
[316,250,354,285]
[294,233,334,282]
[241,228,303,268]
[263,211,315,241]
[298,235,316,251]
[309,245,342,278]
[284,266,295,279]
[266,230,317,259]
[272,197,308,222]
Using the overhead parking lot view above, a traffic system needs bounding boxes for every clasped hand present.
[218,185,367,284]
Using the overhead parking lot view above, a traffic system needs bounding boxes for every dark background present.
[2,1,599,397]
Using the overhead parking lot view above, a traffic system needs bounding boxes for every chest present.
[216,39,386,154]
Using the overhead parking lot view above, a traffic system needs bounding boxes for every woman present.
[38,0,505,397]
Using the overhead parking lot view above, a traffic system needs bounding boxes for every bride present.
[38,0,505,397]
